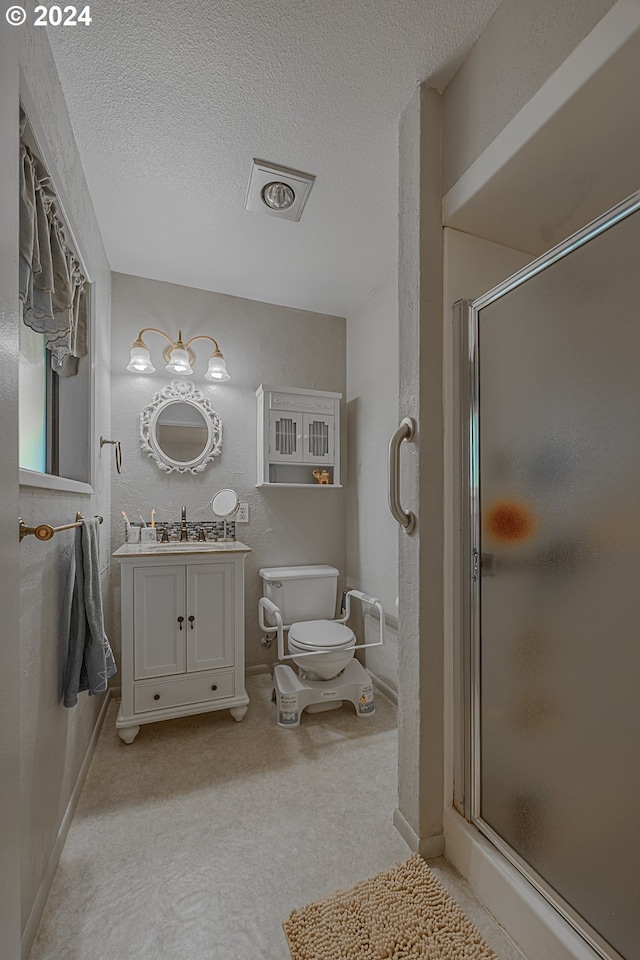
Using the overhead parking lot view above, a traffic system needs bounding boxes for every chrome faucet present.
[180,505,188,541]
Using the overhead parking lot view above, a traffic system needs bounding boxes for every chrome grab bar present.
[388,417,416,534]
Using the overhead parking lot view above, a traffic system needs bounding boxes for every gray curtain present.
[19,108,87,377]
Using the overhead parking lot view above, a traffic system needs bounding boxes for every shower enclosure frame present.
[455,189,640,960]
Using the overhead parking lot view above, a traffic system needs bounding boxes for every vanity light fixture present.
[126,328,230,382]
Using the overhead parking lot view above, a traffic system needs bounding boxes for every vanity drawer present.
[134,671,235,713]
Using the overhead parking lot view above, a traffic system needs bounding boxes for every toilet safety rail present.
[259,589,385,664]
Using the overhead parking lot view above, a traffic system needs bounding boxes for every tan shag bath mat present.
[283,854,499,960]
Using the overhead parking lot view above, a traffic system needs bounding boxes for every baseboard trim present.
[393,807,445,858]
[246,663,272,677]
[21,691,112,960]
[366,669,398,706]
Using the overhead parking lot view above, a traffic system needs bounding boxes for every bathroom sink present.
[112,540,250,559]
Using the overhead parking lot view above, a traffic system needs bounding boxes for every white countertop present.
[113,540,251,559]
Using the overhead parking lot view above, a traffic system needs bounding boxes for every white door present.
[134,565,186,678]
[186,562,235,672]
[1,32,21,957]
[268,410,303,462]
[302,412,334,464]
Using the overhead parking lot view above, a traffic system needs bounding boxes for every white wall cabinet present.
[257,384,341,486]
[114,544,251,743]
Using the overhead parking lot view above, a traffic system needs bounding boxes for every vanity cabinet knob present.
[177,616,184,631]
[188,615,195,630]
[153,694,160,701]
[211,684,217,692]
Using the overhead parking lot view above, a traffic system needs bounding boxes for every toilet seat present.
[288,620,355,650]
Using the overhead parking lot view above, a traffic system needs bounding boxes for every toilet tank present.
[260,565,339,624]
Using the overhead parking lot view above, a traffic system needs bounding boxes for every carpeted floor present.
[28,674,524,960]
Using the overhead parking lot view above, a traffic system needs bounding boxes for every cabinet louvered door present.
[303,413,334,464]
[268,410,303,462]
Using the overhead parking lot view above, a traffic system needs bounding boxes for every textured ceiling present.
[48,0,503,317]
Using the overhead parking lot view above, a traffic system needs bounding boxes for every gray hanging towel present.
[62,518,117,707]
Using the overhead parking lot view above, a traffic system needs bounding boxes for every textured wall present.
[396,85,445,856]
[442,0,616,191]
[346,269,399,692]
[109,273,346,671]
[17,25,112,947]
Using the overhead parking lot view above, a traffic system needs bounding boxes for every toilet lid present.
[288,620,355,649]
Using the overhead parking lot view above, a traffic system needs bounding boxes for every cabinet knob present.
[188,615,195,630]
[177,616,184,630]
[153,694,160,701]
[211,684,217,691]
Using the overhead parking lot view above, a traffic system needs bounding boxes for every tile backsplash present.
[126,520,236,542]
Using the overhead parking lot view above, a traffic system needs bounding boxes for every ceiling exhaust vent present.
[244,159,315,222]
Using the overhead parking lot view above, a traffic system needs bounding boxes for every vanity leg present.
[118,724,140,744]
[230,705,248,722]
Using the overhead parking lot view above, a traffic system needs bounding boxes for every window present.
[18,104,93,489]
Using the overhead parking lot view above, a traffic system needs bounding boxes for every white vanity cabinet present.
[113,542,251,743]
[257,384,341,486]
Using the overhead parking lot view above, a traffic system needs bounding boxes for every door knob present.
[188,615,195,630]
[177,616,184,630]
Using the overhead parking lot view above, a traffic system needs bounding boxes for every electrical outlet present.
[236,502,249,523]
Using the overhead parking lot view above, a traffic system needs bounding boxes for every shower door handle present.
[388,418,416,534]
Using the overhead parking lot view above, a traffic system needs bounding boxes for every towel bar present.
[18,512,104,543]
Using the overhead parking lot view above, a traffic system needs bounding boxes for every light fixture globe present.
[126,327,230,381]
[127,345,155,373]
[205,354,230,382]
[166,347,193,376]
[261,181,295,211]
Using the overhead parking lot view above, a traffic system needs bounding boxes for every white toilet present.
[259,564,384,726]
[259,565,355,680]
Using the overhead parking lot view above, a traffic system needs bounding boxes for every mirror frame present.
[139,381,223,474]
[210,488,239,517]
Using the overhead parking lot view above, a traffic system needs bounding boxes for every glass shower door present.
[468,196,640,960]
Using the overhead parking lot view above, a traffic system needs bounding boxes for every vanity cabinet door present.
[186,562,235,672]
[134,565,186,679]
[302,413,334,464]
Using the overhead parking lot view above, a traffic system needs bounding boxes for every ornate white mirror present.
[140,381,223,474]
